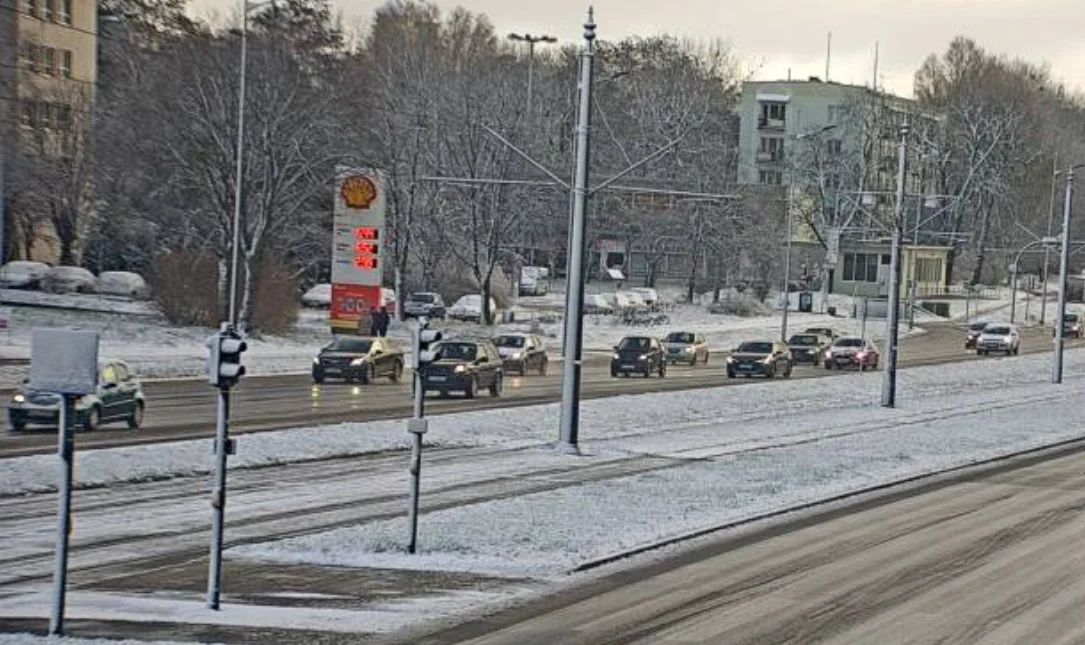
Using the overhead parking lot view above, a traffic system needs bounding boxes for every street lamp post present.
[1040,160,1061,326]
[781,123,837,343]
[1052,164,1082,384]
[508,32,557,118]
[882,123,910,408]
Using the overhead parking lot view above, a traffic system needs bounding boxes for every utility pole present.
[1052,165,1078,384]
[882,123,909,408]
[1041,157,1060,326]
[557,9,595,454]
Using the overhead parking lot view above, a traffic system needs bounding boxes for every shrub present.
[249,253,299,335]
[149,252,219,326]
[708,294,769,317]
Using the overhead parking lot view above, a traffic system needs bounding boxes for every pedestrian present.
[377,306,390,337]
[368,306,379,337]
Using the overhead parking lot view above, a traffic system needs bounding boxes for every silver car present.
[663,331,709,365]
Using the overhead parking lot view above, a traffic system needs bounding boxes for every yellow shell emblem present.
[340,175,378,210]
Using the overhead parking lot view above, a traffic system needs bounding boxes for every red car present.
[824,336,880,371]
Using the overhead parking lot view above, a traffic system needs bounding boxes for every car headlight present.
[511,352,523,360]
[454,364,467,373]
[313,357,320,365]
[726,356,734,363]
[638,354,648,361]
[683,346,694,353]
[12,394,24,404]
[612,353,620,360]
[350,358,367,366]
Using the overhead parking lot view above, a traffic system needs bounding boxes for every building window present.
[21,101,37,128]
[43,0,54,21]
[842,252,879,283]
[827,139,843,155]
[827,105,839,123]
[761,103,786,122]
[58,0,71,24]
[759,137,784,161]
[44,47,57,76]
[60,50,72,78]
[23,0,39,17]
[759,170,783,186]
[19,43,34,71]
[825,172,841,190]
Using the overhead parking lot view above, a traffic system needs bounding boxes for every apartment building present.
[1,0,98,262]
[736,78,951,298]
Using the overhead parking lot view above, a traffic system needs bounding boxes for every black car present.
[965,321,989,348]
[493,333,548,376]
[611,336,666,378]
[421,339,504,398]
[726,340,793,379]
[312,337,404,384]
[1058,313,1082,338]
[787,333,826,365]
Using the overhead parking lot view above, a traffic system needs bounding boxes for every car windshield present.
[835,338,863,347]
[436,342,477,361]
[665,332,695,344]
[737,342,773,354]
[969,322,988,331]
[410,293,435,303]
[619,337,651,350]
[1064,314,1078,323]
[986,326,1011,335]
[494,335,525,348]
[326,338,372,353]
[806,328,831,335]
[789,334,820,346]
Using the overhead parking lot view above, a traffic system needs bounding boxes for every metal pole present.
[407,323,424,553]
[781,173,794,342]
[526,41,535,118]
[1010,264,1018,324]
[206,385,229,609]
[557,10,595,453]
[882,123,909,409]
[1041,156,1058,326]
[908,169,923,330]
[228,2,249,328]
[0,145,6,265]
[1053,167,1074,384]
[49,395,74,636]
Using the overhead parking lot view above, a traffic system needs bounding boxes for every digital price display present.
[354,227,380,240]
[354,256,379,269]
[354,241,379,254]
[352,227,380,271]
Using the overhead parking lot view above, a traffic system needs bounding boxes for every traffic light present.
[207,326,248,388]
[415,318,443,366]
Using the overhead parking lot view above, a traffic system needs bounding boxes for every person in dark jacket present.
[367,307,380,337]
[376,306,391,337]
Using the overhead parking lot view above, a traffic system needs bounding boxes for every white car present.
[618,291,649,310]
[42,266,97,294]
[628,287,659,307]
[98,271,150,298]
[448,294,498,322]
[977,323,1020,356]
[584,293,614,315]
[301,283,332,308]
[0,261,50,289]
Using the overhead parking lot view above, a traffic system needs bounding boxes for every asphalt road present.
[415,443,1085,645]
[1,324,1075,457]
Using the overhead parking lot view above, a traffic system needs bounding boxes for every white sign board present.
[332,167,387,287]
[29,329,99,395]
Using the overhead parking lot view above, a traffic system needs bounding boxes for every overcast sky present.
[190,0,1084,97]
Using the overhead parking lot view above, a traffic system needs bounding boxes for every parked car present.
[803,326,838,340]
[603,292,637,312]
[493,333,548,375]
[448,294,498,322]
[965,320,990,349]
[98,271,150,298]
[301,283,332,308]
[42,266,97,294]
[421,339,504,398]
[977,323,1020,356]
[9,359,145,432]
[788,332,828,365]
[584,294,614,316]
[824,336,880,371]
[628,287,660,309]
[611,336,666,378]
[403,292,446,319]
[726,340,792,379]
[1059,313,1082,338]
[0,261,50,289]
[519,266,550,297]
[663,331,709,365]
[311,336,404,384]
[619,291,649,310]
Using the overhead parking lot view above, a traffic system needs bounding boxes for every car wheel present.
[389,361,403,383]
[726,368,735,379]
[489,374,503,397]
[359,364,374,385]
[659,362,666,378]
[704,352,709,365]
[785,363,793,378]
[465,377,477,399]
[81,406,101,432]
[1013,346,1020,355]
[127,401,144,429]
[610,369,618,378]
[517,361,527,376]
[312,370,325,384]
[825,362,833,370]
[539,357,548,376]
[9,415,25,433]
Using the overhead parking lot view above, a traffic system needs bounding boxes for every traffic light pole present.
[881,124,909,409]
[49,395,75,636]
[1053,166,1076,384]
[207,384,230,610]
[406,320,430,554]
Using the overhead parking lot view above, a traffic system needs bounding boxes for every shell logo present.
[339,175,378,210]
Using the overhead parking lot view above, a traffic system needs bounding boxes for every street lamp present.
[1040,162,1062,326]
[508,33,557,118]
[1052,163,1083,384]
[781,123,837,343]
[1010,237,1060,323]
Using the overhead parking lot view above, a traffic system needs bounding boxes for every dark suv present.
[611,336,666,378]
[421,339,504,398]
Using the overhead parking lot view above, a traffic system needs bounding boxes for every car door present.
[696,334,707,360]
[113,362,140,417]
[481,344,500,387]
[369,339,387,376]
[529,336,544,370]
[98,363,123,420]
[774,342,790,370]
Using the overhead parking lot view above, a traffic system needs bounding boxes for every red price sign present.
[354,241,379,254]
[354,227,380,241]
[354,256,379,269]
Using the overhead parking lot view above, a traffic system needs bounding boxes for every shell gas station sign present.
[331,167,386,333]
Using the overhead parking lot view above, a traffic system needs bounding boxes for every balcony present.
[756,151,785,164]
[758,116,786,130]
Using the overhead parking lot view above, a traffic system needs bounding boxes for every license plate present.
[325,368,340,374]
[739,364,753,370]
[621,364,634,369]
[428,376,446,382]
